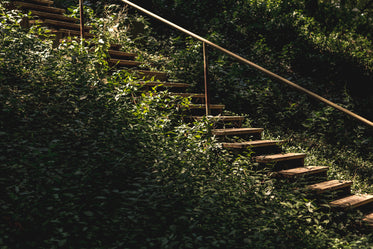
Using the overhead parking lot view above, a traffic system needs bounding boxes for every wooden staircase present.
[9,0,373,230]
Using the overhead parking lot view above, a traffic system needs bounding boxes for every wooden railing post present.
[203,42,210,116]
[79,0,85,40]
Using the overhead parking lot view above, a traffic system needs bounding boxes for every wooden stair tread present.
[307,180,353,194]
[192,116,245,121]
[222,140,284,149]
[170,93,205,98]
[13,1,65,14]
[108,59,141,67]
[51,29,94,38]
[135,70,168,81]
[212,127,263,136]
[329,194,373,209]
[29,10,79,23]
[277,166,329,177]
[188,104,225,109]
[109,44,122,50]
[25,0,54,5]
[30,19,91,31]
[137,81,190,88]
[255,153,307,163]
[108,50,137,59]
[363,213,373,226]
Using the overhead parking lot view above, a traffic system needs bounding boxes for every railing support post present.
[79,0,85,40]
[203,42,210,116]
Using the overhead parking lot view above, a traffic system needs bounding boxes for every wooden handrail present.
[120,0,373,128]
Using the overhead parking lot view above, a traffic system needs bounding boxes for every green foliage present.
[2,4,373,249]
[135,0,372,150]
[81,0,373,196]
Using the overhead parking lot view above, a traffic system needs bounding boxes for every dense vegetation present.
[1,1,373,248]
[101,0,373,195]
[136,0,373,129]
[115,0,373,192]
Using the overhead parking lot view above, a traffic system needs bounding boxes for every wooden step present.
[170,93,205,98]
[277,166,329,178]
[255,153,307,164]
[108,59,141,67]
[192,116,245,122]
[212,127,263,136]
[135,70,168,81]
[25,0,54,6]
[137,81,190,88]
[30,19,91,31]
[29,10,79,23]
[191,115,245,128]
[188,104,225,110]
[307,180,353,194]
[51,28,94,38]
[329,194,373,209]
[108,50,137,60]
[222,140,284,149]
[362,213,373,227]
[62,41,125,50]
[109,44,122,50]
[170,93,205,103]
[13,1,65,14]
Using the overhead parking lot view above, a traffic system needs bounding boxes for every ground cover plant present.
[1,3,373,249]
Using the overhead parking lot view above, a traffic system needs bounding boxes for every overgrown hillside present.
[98,0,373,197]
[134,0,373,130]
[111,0,373,193]
[1,3,373,249]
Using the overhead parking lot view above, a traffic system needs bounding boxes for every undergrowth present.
[1,4,373,249]
[109,1,373,191]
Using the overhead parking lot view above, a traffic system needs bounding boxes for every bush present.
[2,4,373,249]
